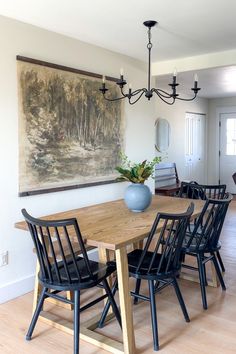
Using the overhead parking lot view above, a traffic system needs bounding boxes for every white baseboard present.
[0,249,99,305]
[0,274,35,304]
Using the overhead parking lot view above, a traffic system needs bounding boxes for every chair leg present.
[148,280,159,351]
[197,254,208,310]
[203,263,208,286]
[216,251,225,273]
[154,281,160,292]
[101,278,122,329]
[98,279,118,328]
[26,287,47,340]
[212,253,226,291]
[73,290,80,354]
[172,278,190,322]
[180,251,186,263]
[133,279,141,305]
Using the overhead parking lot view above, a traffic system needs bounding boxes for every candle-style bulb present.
[173,67,177,77]
[129,83,132,90]
[194,73,198,82]
[120,68,124,76]
[102,75,106,83]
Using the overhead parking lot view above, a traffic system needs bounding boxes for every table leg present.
[33,261,74,313]
[32,260,42,313]
[115,247,135,354]
[98,246,111,274]
[98,247,112,287]
[98,247,114,313]
[132,240,144,251]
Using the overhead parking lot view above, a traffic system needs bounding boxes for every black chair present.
[181,194,232,309]
[232,172,236,185]
[99,203,194,351]
[155,162,181,196]
[178,181,227,272]
[178,181,226,200]
[22,209,121,354]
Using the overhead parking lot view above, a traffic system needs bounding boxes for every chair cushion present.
[183,232,222,253]
[127,249,177,278]
[182,232,206,251]
[39,257,116,290]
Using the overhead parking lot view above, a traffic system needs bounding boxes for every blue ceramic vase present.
[124,183,152,212]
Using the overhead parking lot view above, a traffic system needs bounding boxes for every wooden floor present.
[1,201,236,354]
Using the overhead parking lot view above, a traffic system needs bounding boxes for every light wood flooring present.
[1,201,236,354]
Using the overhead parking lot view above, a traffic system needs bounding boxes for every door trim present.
[185,112,207,183]
[217,106,236,185]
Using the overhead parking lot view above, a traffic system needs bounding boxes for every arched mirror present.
[155,118,170,152]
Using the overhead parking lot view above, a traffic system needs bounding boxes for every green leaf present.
[115,152,162,183]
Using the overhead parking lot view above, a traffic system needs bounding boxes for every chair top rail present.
[156,174,178,181]
[155,162,176,170]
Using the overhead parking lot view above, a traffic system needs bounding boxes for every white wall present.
[208,96,236,183]
[155,95,209,180]
[0,15,156,303]
[152,49,236,76]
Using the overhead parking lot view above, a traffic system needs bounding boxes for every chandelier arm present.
[131,88,146,96]
[152,88,173,99]
[154,90,175,105]
[129,91,145,105]
[175,93,197,102]
[102,94,128,102]
[120,87,145,99]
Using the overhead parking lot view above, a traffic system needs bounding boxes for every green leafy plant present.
[116,153,161,184]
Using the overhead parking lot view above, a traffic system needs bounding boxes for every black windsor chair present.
[180,193,232,309]
[232,172,236,185]
[99,203,194,351]
[178,181,227,272]
[22,209,121,354]
[178,181,226,200]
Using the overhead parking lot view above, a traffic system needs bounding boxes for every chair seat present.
[155,183,181,196]
[125,249,178,279]
[183,232,222,253]
[39,257,116,290]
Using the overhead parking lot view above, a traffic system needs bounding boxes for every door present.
[185,112,206,183]
[219,113,236,193]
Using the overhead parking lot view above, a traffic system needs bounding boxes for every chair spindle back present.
[184,193,232,251]
[22,209,93,284]
[136,203,194,275]
[179,182,226,200]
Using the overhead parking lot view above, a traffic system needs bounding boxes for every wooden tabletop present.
[15,195,205,250]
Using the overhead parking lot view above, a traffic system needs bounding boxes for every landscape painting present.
[17,56,124,196]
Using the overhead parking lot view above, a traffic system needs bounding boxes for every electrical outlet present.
[0,251,8,267]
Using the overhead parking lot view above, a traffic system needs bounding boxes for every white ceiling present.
[1,0,236,62]
[156,66,236,99]
[1,0,236,98]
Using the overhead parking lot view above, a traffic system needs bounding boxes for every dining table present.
[15,195,206,354]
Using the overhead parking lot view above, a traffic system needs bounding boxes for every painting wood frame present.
[17,56,124,196]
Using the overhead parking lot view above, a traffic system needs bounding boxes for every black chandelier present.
[99,20,201,105]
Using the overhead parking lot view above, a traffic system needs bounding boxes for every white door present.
[185,112,206,183]
[219,113,236,193]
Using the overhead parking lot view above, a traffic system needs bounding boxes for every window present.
[226,118,236,155]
